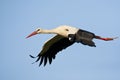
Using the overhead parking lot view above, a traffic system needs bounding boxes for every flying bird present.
[26,25,117,66]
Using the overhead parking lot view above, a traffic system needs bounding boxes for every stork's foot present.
[95,36,118,41]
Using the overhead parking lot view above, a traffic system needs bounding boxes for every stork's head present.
[26,28,41,38]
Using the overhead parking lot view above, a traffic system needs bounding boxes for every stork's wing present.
[31,35,74,66]
[75,29,96,47]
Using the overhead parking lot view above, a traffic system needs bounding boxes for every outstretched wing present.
[31,35,74,66]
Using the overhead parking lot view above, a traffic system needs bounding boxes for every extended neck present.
[40,29,57,34]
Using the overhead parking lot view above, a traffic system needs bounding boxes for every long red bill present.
[26,31,38,38]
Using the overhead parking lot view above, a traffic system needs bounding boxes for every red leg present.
[95,36,118,41]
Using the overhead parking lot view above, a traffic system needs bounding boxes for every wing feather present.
[75,29,96,47]
[33,35,74,66]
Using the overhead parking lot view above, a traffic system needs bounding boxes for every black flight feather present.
[33,36,74,66]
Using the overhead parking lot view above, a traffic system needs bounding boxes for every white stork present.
[26,25,117,66]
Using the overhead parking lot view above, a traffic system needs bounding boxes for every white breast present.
[56,25,79,37]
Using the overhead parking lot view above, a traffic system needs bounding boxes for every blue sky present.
[1,0,120,80]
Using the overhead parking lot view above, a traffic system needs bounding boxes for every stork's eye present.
[65,29,69,31]
[37,29,40,31]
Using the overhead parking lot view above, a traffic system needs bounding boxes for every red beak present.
[26,31,38,38]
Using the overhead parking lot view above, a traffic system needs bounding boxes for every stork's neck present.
[40,29,58,34]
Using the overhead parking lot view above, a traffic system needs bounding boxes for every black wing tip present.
[39,57,53,67]
[93,45,96,47]
[29,55,43,67]
[29,55,36,58]
[91,44,96,47]
[31,55,49,67]
[29,54,49,67]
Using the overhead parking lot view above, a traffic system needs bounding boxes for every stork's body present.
[26,25,117,66]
